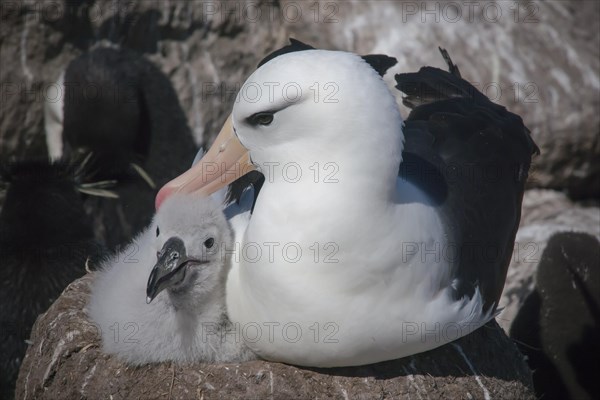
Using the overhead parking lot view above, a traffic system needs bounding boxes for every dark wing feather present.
[361,54,398,77]
[225,170,265,211]
[257,38,315,68]
[396,50,539,311]
[438,46,462,78]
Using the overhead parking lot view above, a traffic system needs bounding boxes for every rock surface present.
[1,1,599,199]
[16,274,534,400]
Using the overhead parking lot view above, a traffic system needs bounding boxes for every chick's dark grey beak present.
[146,236,202,304]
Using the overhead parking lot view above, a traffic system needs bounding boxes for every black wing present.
[396,48,539,311]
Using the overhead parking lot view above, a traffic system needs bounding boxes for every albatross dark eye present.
[204,238,215,249]
[247,112,274,126]
[156,226,160,237]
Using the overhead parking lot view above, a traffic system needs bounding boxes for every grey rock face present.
[16,274,535,400]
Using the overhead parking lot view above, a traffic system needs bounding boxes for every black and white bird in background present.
[44,46,198,250]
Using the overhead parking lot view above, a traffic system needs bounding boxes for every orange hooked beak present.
[155,115,255,209]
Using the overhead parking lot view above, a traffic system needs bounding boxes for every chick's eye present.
[247,112,274,126]
[204,238,215,249]
[156,226,160,237]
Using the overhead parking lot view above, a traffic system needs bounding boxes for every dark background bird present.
[510,232,600,400]
[0,159,105,399]
[58,47,198,250]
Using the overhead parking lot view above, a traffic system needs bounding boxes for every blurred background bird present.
[0,159,104,398]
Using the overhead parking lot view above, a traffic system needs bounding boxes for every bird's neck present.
[167,282,226,317]
[250,150,402,228]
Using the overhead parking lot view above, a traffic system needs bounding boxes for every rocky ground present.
[16,275,534,400]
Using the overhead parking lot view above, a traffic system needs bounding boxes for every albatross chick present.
[88,195,255,364]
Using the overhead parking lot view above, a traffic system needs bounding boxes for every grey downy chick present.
[88,195,256,364]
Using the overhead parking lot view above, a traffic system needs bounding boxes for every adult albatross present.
[155,41,539,367]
